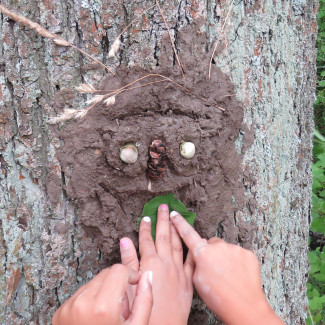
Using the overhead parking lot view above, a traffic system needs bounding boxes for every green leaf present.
[321,262,325,274]
[313,164,325,177]
[310,265,319,275]
[314,313,323,322]
[319,9,325,18]
[312,194,323,209]
[311,219,325,235]
[316,153,325,165]
[313,179,322,191]
[309,251,319,263]
[309,296,325,311]
[314,273,325,282]
[137,193,196,240]
[312,287,320,298]
[313,141,325,157]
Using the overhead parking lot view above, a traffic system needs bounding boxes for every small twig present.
[103,73,184,97]
[220,93,236,98]
[68,43,115,75]
[94,80,168,96]
[0,4,115,76]
[115,73,225,110]
[112,79,169,94]
[307,306,315,325]
[208,0,235,79]
[155,0,185,78]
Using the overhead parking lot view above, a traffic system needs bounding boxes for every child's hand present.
[169,211,284,325]
[120,204,194,325]
[52,265,152,325]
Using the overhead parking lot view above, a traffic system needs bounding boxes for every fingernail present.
[141,271,153,291]
[120,238,129,249]
[148,271,153,285]
[170,211,179,218]
[142,216,151,222]
[160,204,168,211]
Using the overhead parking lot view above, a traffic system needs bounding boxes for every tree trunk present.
[0,0,316,324]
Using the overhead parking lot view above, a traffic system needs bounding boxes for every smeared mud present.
[50,21,255,291]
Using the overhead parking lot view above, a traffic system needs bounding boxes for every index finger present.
[169,211,207,254]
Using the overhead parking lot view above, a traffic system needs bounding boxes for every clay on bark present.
[50,22,255,272]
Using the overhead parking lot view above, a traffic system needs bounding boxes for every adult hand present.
[169,211,284,325]
[120,204,194,325]
[52,265,152,325]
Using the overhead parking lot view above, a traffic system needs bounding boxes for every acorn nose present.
[147,139,167,180]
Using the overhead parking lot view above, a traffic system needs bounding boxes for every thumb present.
[120,237,139,272]
[127,271,153,325]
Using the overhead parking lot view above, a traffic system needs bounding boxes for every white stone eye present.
[119,144,138,164]
[180,141,195,159]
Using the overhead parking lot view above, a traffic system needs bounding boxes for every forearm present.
[232,300,284,325]
[207,296,284,325]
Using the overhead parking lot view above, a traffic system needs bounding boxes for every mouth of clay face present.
[51,23,252,269]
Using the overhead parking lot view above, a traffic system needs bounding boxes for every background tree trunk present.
[0,0,316,324]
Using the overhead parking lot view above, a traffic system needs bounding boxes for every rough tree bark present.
[0,0,316,324]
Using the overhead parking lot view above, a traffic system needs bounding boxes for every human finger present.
[72,267,112,299]
[208,237,224,245]
[184,250,195,281]
[120,237,139,272]
[68,280,89,300]
[120,237,139,313]
[121,292,130,321]
[155,204,172,257]
[170,223,183,268]
[94,265,139,322]
[169,211,207,255]
[139,216,156,258]
[127,271,153,325]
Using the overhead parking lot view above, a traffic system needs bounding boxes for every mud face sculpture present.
[53,23,253,269]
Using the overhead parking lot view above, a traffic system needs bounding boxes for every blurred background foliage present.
[307,1,325,323]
